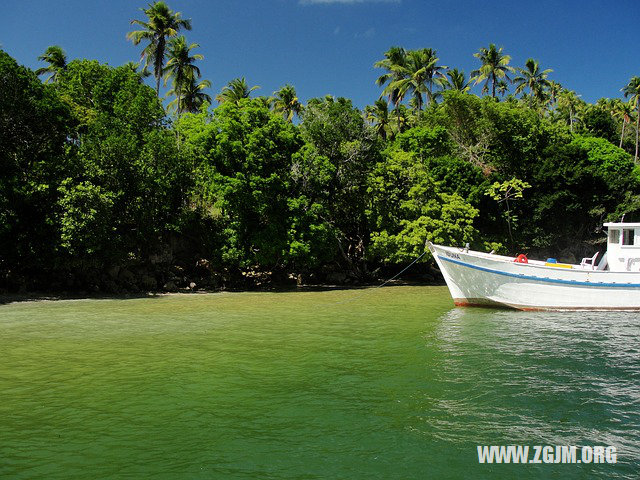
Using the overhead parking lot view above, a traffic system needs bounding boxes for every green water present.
[1,286,638,479]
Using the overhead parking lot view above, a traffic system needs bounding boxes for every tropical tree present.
[485,178,531,245]
[385,48,447,111]
[556,89,584,132]
[495,80,510,98]
[611,98,635,149]
[297,96,380,271]
[548,81,562,103]
[126,1,192,94]
[595,97,615,112]
[35,45,67,83]
[390,104,411,135]
[471,44,515,98]
[1,49,73,278]
[163,35,203,115]
[545,80,563,112]
[374,46,408,109]
[368,149,479,264]
[174,77,212,113]
[185,99,302,268]
[215,77,260,105]
[441,68,470,93]
[123,61,151,80]
[622,76,640,162]
[269,84,303,122]
[364,99,392,140]
[513,58,552,102]
[580,102,617,142]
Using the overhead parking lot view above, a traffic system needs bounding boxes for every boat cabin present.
[604,222,640,272]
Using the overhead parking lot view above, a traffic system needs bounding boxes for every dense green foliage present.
[0,51,72,285]
[180,98,301,268]
[2,3,640,291]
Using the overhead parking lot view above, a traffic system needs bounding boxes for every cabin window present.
[609,229,620,244]
[622,229,635,246]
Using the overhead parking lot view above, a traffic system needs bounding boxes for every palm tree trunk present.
[176,91,183,149]
[620,120,626,149]
[570,108,574,133]
[635,107,639,163]
[155,38,165,96]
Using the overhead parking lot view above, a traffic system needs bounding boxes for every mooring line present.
[318,249,429,306]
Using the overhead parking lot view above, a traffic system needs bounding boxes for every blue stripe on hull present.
[439,255,640,289]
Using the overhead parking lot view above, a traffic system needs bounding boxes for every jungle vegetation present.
[1,1,640,292]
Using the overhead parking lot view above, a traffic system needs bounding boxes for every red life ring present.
[514,254,528,264]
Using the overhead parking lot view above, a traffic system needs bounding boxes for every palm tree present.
[440,68,471,92]
[548,81,562,103]
[611,98,635,149]
[215,77,260,105]
[364,99,392,140]
[622,76,640,162]
[556,89,584,133]
[374,46,408,109]
[542,80,563,113]
[163,36,203,115]
[471,44,515,98]
[390,104,410,135]
[596,97,614,111]
[127,1,191,94]
[269,84,303,122]
[385,48,447,111]
[123,61,151,79]
[169,77,211,113]
[548,81,562,101]
[495,80,510,98]
[35,45,67,83]
[513,58,552,101]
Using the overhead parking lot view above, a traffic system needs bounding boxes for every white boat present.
[429,222,640,311]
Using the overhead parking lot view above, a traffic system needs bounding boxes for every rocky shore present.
[1,256,443,299]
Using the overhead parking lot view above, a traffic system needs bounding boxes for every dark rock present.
[103,280,120,293]
[163,281,177,292]
[118,269,136,285]
[140,275,157,291]
[326,272,347,284]
[107,266,120,279]
[149,245,173,265]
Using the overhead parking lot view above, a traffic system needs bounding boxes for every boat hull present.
[429,243,640,311]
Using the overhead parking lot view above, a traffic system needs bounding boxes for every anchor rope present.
[319,248,429,306]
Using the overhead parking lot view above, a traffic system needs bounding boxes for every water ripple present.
[1,287,638,479]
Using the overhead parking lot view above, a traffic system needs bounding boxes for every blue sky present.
[1,0,638,109]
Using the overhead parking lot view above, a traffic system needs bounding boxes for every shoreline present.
[0,279,445,305]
